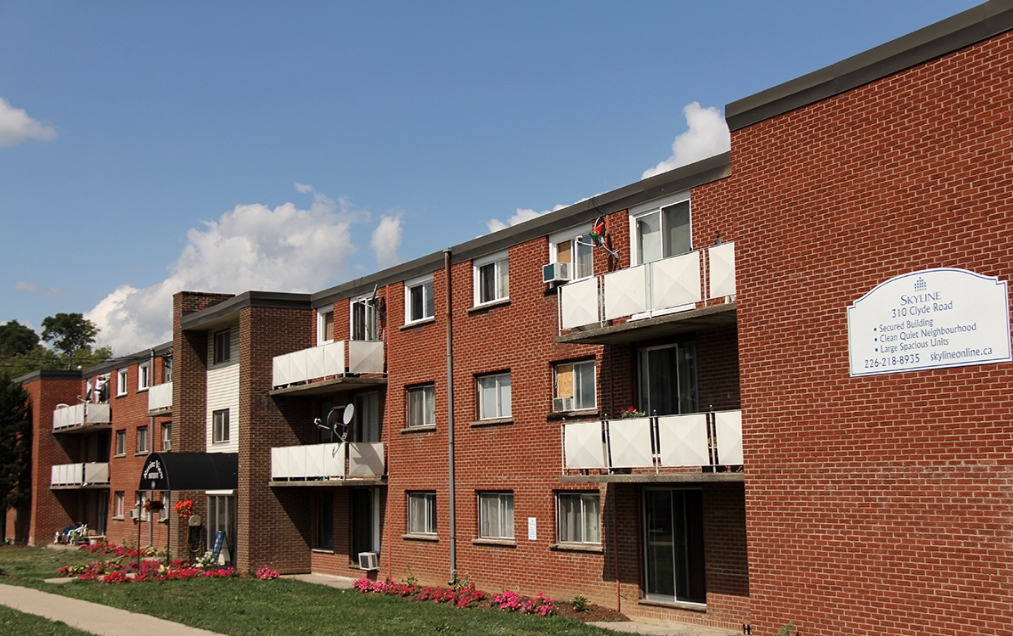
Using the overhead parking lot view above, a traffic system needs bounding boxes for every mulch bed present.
[552,601,628,623]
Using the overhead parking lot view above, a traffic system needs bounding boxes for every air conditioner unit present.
[552,397,573,413]
[542,262,570,284]
[358,552,379,571]
[129,508,142,520]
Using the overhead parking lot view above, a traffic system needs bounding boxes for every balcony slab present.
[556,302,736,346]
[269,477,387,488]
[269,376,387,397]
[559,472,743,484]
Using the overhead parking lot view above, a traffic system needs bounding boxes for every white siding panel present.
[207,324,240,454]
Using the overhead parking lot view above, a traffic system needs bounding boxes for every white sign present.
[848,268,1011,377]
[527,517,537,541]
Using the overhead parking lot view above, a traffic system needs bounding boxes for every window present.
[116,368,128,396]
[407,384,435,428]
[632,196,691,265]
[477,372,511,420]
[549,225,594,281]
[212,409,230,443]
[478,492,514,539]
[644,488,706,604]
[207,494,236,566]
[135,491,149,521]
[162,423,172,451]
[353,391,381,442]
[138,362,150,391]
[317,308,335,344]
[351,488,380,558]
[474,252,509,305]
[114,430,126,456]
[317,491,334,550]
[638,343,697,417]
[351,295,379,341]
[114,492,125,518]
[405,275,434,323]
[163,356,172,383]
[408,492,437,535]
[136,426,149,454]
[557,492,601,544]
[213,329,231,364]
[554,360,596,411]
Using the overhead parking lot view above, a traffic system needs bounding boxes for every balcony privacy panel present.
[348,442,385,477]
[349,340,384,374]
[86,403,111,424]
[272,342,346,388]
[714,410,743,465]
[51,464,76,486]
[271,443,344,480]
[708,242,736,298]
[560,278,600,329]
[148,383,172,411]
[272,355,291,388]
[563,421,607,469]
[657,414,709,466]
[607,418,653,468]
[52,405,77,430]
[651,251,702,310]
[604,266,648,320]
[84,462,110,484]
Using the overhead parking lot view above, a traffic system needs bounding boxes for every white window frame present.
[212,409,230,444]
[162,423,172,451]
[135,491,149,522]
[548,223,594,281]
[213,329,231,365]
[407,384,436,428]
[629,192,692,266]
[350,293,379,341]
[404,274,435,324]
[116,368,128,396]
[408,492,437,535]
[478,492,514,539]
[114,492,125,518]
[138,362,150,391]
[317,307,335,345]
[554,359,596,411]
[473,250,510,306]
[477,372,511,420]
[114,430,126,456]
[136,426,148,454]
[556,492,601,544]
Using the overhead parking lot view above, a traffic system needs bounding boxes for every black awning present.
[139,453,238,491]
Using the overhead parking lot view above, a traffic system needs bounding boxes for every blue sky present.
[0,0,980,354]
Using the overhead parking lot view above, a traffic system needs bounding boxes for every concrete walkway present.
[0,583,221,636]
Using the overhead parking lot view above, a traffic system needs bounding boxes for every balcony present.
[52,403,111,433]
[51,462,110,489]
[560,411,743,482]
[557,243,736,345]
[269,442,386,485]
[148,382,172,414]
[270,340,386,396]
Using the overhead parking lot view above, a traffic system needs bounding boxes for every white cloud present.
[14,281,69,296]
[0,97,57,146]
[642,102,730,179]
[370,213,404,269]
[87,186,363,354]
[486,205,566,234]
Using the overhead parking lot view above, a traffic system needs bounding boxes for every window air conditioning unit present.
[129,508,142,520]
[552,397,573,413]
[542,262,570,284]
[358,552,379,571]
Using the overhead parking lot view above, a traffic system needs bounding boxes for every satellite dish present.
[323,405,353,442]
[342,403,355,426]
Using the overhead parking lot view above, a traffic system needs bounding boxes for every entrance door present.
[351,488,380,559]
[638,344,697,416]
[207,494,237,565]
[643,488,706,604]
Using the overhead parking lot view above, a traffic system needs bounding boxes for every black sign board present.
[211,531,227,561]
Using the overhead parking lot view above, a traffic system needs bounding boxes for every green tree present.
[40,313,101,370]
[0,372,31,542]
[0,321,39,359]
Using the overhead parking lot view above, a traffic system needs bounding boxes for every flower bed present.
[355,577,555,616]
[57,544,238,584]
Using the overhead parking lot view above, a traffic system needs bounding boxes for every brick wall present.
[704,30,1013,636]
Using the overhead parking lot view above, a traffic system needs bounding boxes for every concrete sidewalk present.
[0,583,221,636]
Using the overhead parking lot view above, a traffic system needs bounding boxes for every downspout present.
[444,249,457,585]
[148,348,155,548]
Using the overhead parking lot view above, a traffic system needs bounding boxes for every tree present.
[0,372,31,542]
[41,313,100,369]
[0,320,39,359]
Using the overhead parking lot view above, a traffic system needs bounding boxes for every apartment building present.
[11,345,173,549]
[8,3,1013,634]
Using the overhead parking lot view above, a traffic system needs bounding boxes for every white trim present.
[206,489,234,496]
[116,368,128,396]
[317,307,335,345]
[350,292,379,341]
[404,274,435,324]
[473,249,510,306]
[137,362,150,391]
[628,192,691,266]
[548,223,595,282]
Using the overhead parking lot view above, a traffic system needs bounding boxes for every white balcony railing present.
[148,382,173,412]
[559,242,735,330]
[562,410,742,471]
[272,340,384,389]
[52,403,112,431]
[270,442,385,481]
[50,462,110,487]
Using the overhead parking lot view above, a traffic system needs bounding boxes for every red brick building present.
[9,3,1013,634]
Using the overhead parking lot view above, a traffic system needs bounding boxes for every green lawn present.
[0,546,616,635]
[0,605,91,636]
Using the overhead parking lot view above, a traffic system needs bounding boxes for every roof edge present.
[14,369,82,385]
[180,291,311,331]
[726,1,1013,131]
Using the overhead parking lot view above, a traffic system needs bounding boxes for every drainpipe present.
[444,248,457,585]
[148,348,155,548]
